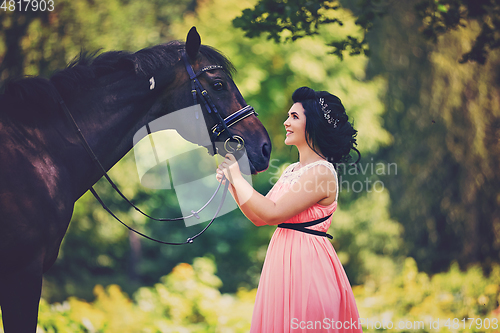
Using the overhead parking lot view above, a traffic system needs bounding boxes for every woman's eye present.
[213,81,224,91]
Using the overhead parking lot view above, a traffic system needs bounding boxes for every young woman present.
[216,87,363,332]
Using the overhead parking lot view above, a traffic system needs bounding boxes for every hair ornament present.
[319,97,339,128]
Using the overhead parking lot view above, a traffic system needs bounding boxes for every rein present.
[56,51,257,245]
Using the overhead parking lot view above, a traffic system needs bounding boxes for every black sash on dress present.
[277,214,333,239]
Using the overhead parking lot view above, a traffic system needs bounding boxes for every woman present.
[216,87,363,332]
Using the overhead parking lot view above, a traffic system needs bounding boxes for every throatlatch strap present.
[278,214,333,239]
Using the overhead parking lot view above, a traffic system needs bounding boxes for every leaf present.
[437,4,448,13]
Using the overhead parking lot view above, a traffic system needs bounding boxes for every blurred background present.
[1,0,499,332]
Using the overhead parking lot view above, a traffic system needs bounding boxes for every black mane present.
[0,41,235,122]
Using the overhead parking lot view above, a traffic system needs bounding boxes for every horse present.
[0,27,271,332]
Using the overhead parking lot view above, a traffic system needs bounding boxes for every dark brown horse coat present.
[0,27,271,332]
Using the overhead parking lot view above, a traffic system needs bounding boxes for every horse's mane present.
[0,41,235,122]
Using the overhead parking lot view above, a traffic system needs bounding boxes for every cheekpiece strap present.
[182,52,197,79]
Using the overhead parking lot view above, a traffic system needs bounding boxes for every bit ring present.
[224,135,244,153]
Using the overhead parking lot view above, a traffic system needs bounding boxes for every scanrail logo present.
[133,105,252,226]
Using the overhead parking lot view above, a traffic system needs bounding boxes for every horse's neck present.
[63,72,179,199]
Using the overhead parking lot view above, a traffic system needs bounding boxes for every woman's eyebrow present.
[288,111,299,116]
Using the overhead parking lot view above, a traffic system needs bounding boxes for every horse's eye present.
[213,81,224,91]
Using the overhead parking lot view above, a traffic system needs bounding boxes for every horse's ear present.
[186,26,201,60]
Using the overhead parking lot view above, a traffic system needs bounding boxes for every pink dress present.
[250,160,363,333]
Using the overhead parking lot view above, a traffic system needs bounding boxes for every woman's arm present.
[218,154,336,225]
[227,182,267,227]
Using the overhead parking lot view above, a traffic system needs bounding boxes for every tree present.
[416,0,500,64]
[365,0,500,272]
[0,9,51,81]
[233,0,500,64]
[0,0,196,84]
[232,0,381,59]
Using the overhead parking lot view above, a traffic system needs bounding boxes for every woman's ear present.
[186,26,201,60]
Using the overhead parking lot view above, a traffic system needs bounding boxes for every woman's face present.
[283,103,307,146]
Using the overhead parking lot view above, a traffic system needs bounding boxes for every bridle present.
[56,50,259,245]
[181,51,257,155]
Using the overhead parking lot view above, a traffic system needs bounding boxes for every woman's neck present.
[296,143,325,168]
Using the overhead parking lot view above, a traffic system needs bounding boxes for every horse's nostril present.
[262,142,271,159]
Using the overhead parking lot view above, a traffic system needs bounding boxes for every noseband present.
[181,52,258,155]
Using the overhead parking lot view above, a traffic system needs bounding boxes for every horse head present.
[138,27,271,174]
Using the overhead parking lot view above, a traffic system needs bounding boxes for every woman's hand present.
[215,154,267,226]
[216,153,241,185]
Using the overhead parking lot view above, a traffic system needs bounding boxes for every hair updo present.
[291,86,360,165]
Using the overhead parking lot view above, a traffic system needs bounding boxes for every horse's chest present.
[0,140,74,250]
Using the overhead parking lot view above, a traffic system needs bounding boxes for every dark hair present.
[292,86,360,165]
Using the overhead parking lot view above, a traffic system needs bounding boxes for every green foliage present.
[4,257,499,332]
[0,0,193,81]
[232,0,383,59]
[233,0,343,42]
[355,258,500,332]
[35,258,255,333]
[332,190,405,285]
[232,0,500,64]
[415,0,500,64]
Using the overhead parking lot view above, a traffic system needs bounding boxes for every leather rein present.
[57,51,258,245]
